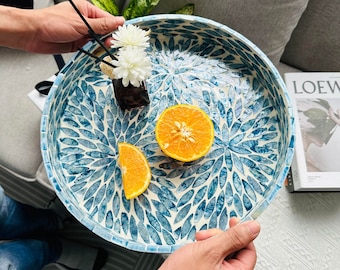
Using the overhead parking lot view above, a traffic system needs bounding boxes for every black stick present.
[53,54,66,71]
[78,47,116,68]
[68,0,116,60]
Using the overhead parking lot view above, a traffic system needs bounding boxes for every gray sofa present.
[0,0,339,269]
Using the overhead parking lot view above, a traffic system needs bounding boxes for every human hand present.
[159,218,260,270]
[23,0,124,53]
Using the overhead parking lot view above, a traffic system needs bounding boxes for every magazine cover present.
[285,72,340,191]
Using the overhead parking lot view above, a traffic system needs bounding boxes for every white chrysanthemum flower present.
[111,24,150,49]
[112,46,152,87]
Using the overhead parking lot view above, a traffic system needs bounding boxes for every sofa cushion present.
[281,0,340,71]
[151,0,309,67]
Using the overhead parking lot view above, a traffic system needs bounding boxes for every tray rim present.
[41,14,295,253]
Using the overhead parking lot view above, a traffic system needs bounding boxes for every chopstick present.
[78,47,115,68]
[68,0,116,60]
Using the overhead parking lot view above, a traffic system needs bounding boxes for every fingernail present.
[115,16,125,23]
[247,220,261,236]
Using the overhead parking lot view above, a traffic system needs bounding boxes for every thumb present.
[195,218,241,241]
[87,16,125,35]
[205,220,260,260]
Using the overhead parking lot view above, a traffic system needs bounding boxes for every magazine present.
[284,72,340,191]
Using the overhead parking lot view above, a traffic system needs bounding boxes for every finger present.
[83,0,118,19]
[72,37,93,51]
[87,17,125,35]
[195,217,241,241]
[195,228,223,241]
[104,37,114,48]
[206,220,260,260]
[224,218,252,262]
[229,217,240,227]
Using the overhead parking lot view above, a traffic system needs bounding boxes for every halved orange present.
[118,142,151,199]
[155,104,214,162]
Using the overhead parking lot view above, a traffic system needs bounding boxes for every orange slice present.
[155,104,214,162]
[118,142,151,199]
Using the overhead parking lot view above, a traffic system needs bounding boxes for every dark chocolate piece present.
[113,79,150,110]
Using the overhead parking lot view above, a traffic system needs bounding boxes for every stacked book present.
[284,72,340,192]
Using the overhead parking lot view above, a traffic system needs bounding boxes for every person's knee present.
[0,239,56,270]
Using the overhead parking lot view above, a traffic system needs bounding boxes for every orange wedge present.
[118,142,151,199]
[155,104,214,162]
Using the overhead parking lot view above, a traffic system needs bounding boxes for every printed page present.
[285,72,340,191]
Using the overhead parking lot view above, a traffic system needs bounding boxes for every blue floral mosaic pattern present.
[41,15,295,253]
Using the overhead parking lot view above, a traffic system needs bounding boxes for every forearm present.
[0,5,37,51]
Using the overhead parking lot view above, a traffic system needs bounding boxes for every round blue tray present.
[41,14,295,253]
